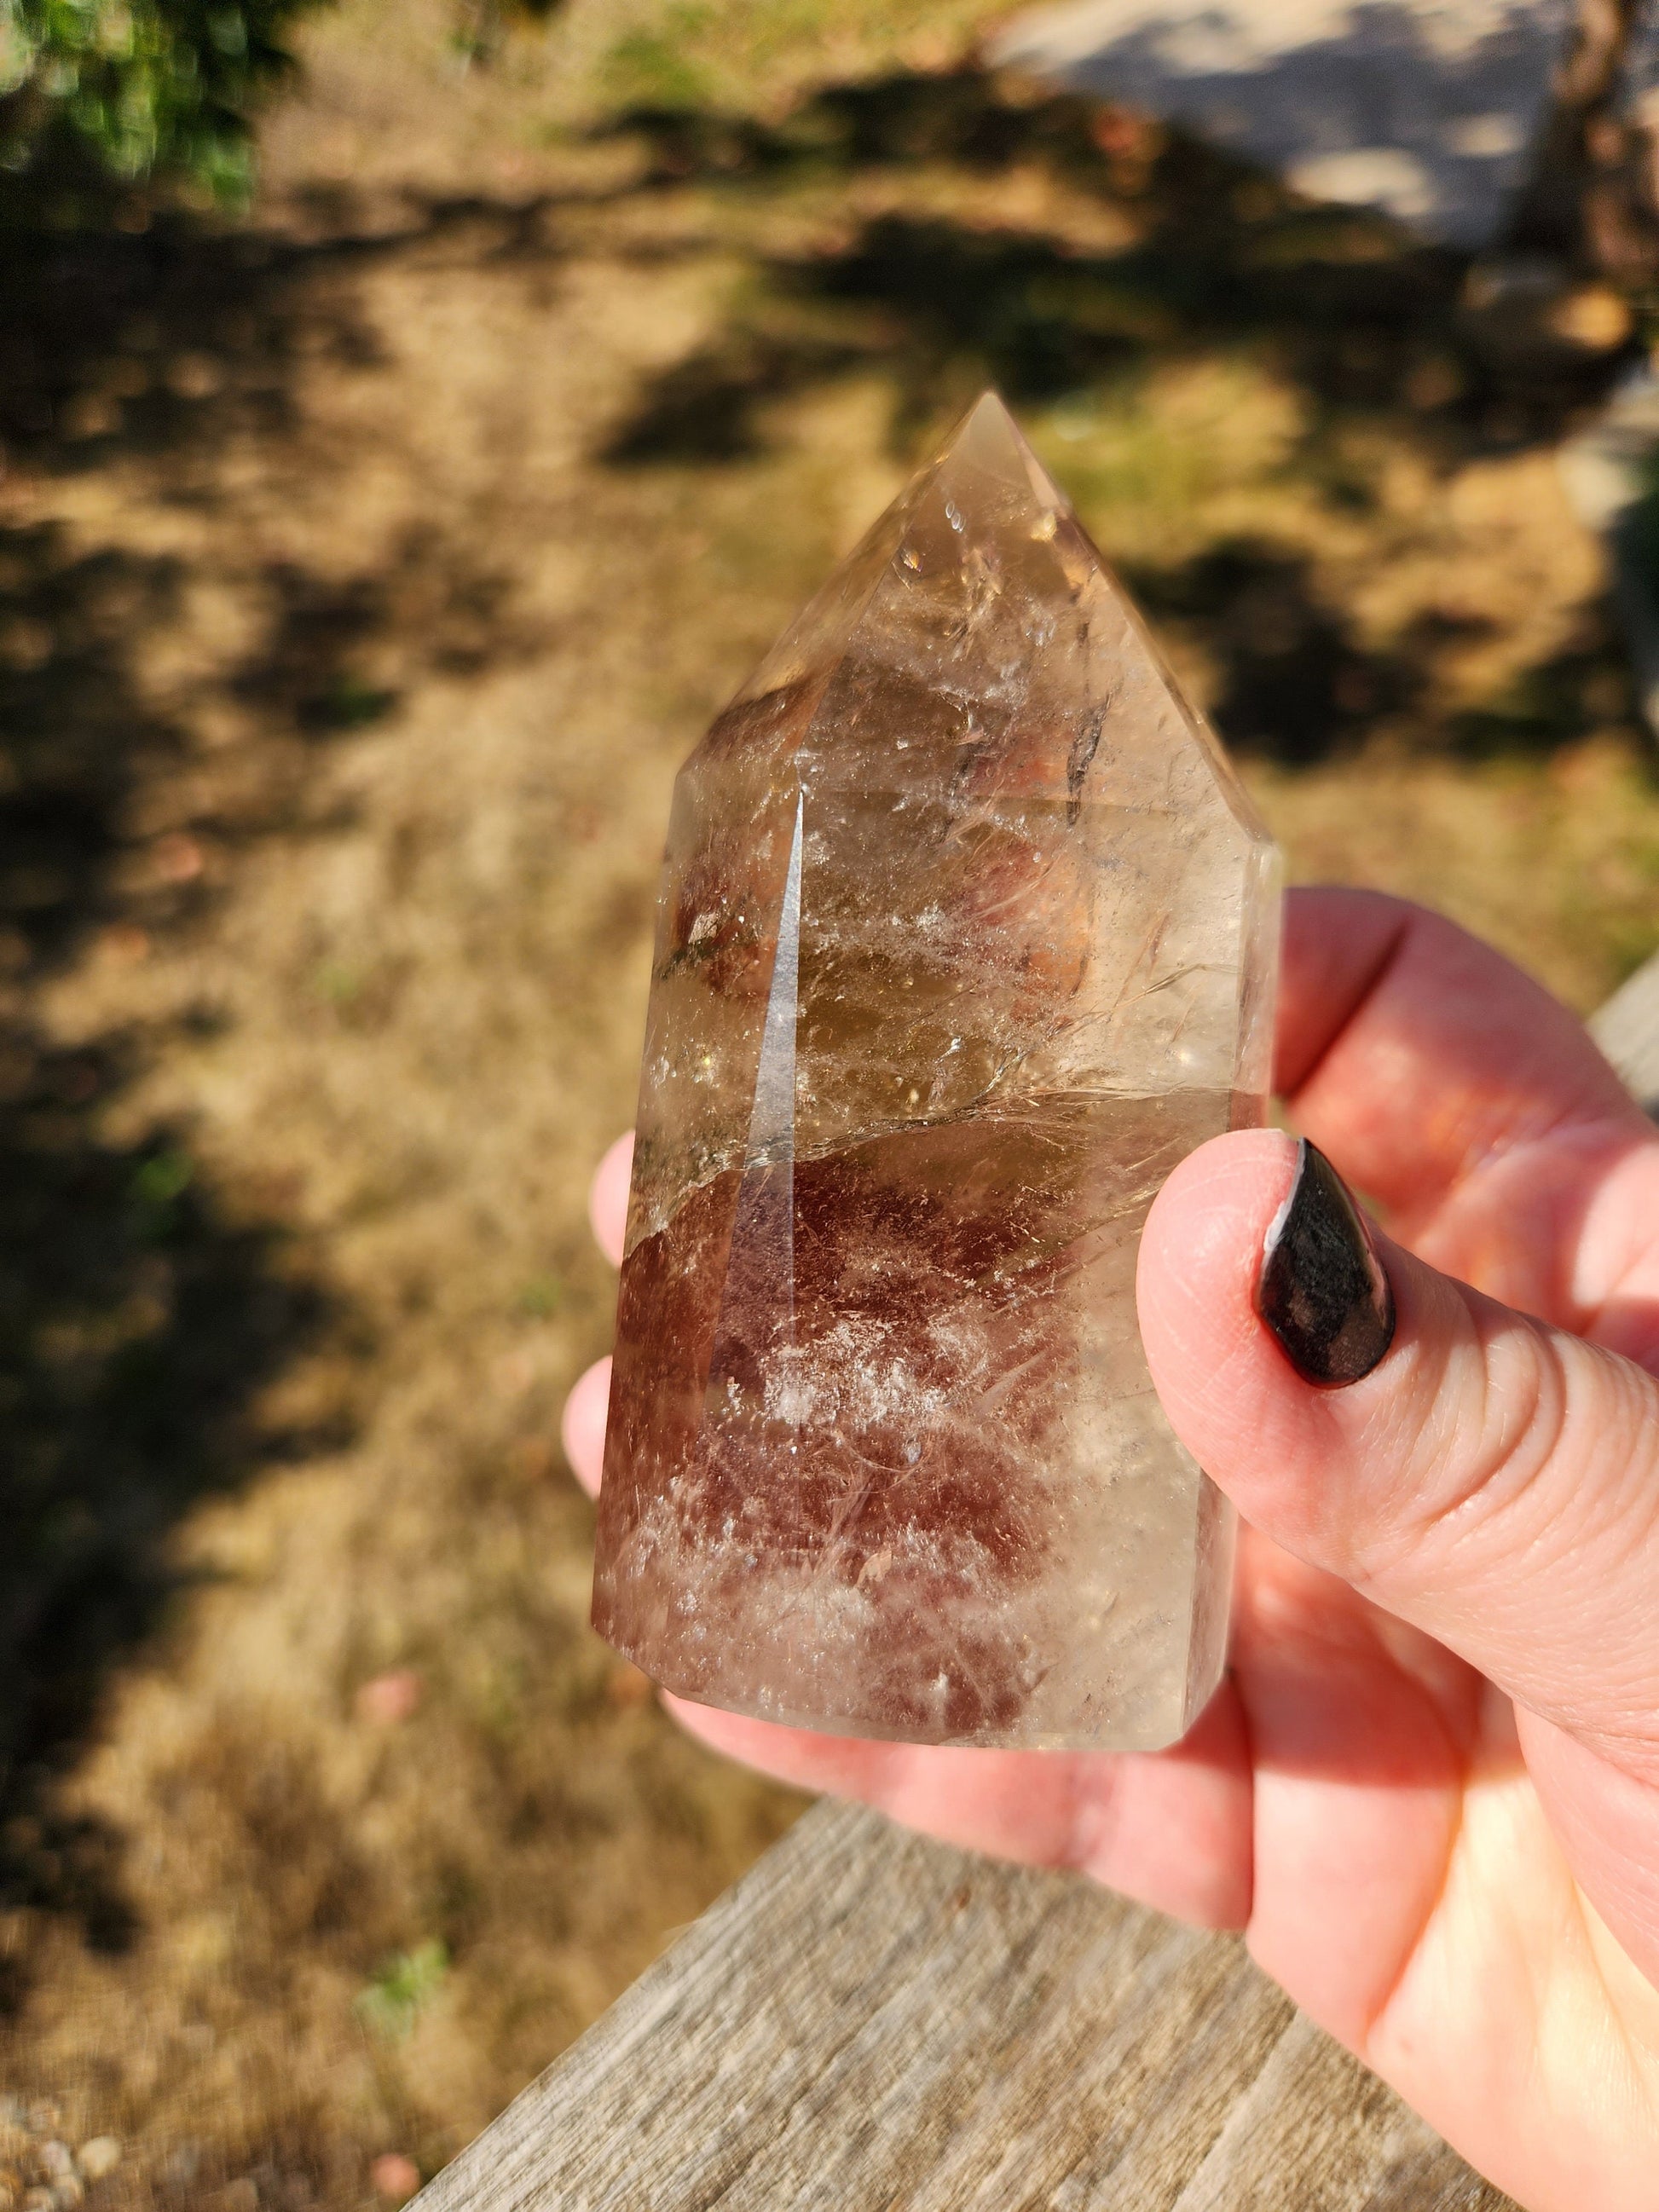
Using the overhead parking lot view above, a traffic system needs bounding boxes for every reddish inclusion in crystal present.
[604,1103,1223,1743]
[592,393,1279,1750]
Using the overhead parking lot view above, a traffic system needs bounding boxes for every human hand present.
[561,887,1659,2212]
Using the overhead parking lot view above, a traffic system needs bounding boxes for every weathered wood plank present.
[418,1800,1514,2212]
[417,951,1659,2211]
[1592,944,1659,1114]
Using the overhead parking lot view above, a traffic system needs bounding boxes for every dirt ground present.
[2,3,1658,2206]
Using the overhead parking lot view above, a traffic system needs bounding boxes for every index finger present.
[1279,888,1640,1224]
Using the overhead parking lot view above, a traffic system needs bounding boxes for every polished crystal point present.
[592,392,1280,1750]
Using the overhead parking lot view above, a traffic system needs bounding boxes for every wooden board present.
[419,950,1659,2211]
[1592,946,1659,1117]
[418,1799,1514,2211]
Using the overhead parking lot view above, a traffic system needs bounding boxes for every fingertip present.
[590,1133,633,1268]
[560,1354,611,1499]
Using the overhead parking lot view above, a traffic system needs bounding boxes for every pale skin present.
[561,887,1659,2212]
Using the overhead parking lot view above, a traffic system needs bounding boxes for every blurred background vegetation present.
[0,1,1657,2209]
[1,0,319,210]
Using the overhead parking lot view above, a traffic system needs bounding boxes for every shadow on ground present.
[0,202,555,2001]
[6,68,1640,777]
[598,69,1496,437]
[0,508,337,1992]
[593,64,1642,765]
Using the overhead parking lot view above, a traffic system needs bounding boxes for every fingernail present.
[1255,1140,1396,1387]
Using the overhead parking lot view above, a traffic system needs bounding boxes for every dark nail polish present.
[1255,1140,1396,1387]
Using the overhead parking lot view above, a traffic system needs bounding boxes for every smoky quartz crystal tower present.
[592,393,1279,1750]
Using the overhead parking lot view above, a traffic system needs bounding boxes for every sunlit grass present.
[552,0,1009,122]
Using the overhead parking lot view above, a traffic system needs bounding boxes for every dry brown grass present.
[1,4,1656,2208]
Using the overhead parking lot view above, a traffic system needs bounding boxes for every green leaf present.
[355,1941,450,2044]
[3,0,323,202]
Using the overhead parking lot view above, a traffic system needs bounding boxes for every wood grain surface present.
[420,950,1659,2210]
[418,1799,1516,2211]
[1593,945,1659,1117]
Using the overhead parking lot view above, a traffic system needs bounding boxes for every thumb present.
[1137,1131,1659,1776]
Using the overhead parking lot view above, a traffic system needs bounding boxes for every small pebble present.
[160,2144,199,2189]
[369,2154,419,2202]
[354,1671,423,1727]
[507,1435,553,1482]
[151,832,205,885]
[99,924,151,967]
[38,2149,71,2183]
[607,1662,653,1710]
[51,2179,83,2210]
[76,2142,120,2185]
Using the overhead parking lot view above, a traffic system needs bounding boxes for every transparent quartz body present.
[591,393,1280,1750]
